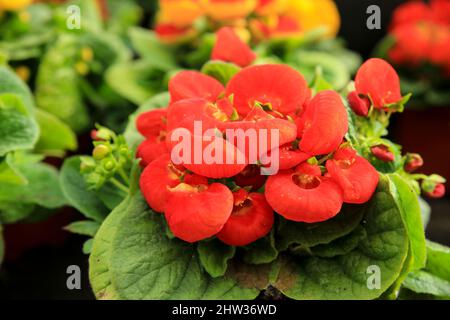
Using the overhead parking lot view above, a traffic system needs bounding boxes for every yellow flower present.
[0,0,33,11]
[158,0,203,28]
[200,0,257,21]
[284,0,340,38]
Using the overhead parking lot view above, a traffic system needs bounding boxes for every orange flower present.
[256,0,289,15]
[154,23,197,44]
[200,0,257,21]
[0,0,32,10]
[251,15,302,39]
[158,0,203,28]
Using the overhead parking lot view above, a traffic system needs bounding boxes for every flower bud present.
[371,144,395,162]
[103,160,115,171]
[425,183,445,199]
[347,91,370,117]
[404,153,423,172]
[93,144,110,160]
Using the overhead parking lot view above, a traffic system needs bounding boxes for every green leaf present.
[34,109,78,157]
[201,61,241,85]
[277,203,364,251]
[403,270,450,298]
[0,202,35,224]
[310,226,367,258]
[0,66,34,111]
[274,175,409,299]
[288,51,350,90]
[0,158,66,210]
[90,192,260,299]
[388,174,426,271]
[64,220,101,237]
[242,230,278,265]
[0,153,27,185]
[197,239,235,278]
[0,94,39,156]
[106,60,167,105]
[425,240,450,282]
[83,238,94,255]
[123,92,170,150]
[35,34,90,133]
[128,27,177,71]
[59,156,109,222]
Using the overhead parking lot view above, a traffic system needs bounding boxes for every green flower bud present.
[93,145,110,160]
[103,160,115,171]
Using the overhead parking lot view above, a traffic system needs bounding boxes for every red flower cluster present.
[388,0,450,75]
[136,32,380,246]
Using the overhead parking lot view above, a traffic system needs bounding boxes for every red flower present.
[220,107,298,162]
[390,1,431,30]
[166,98,229,133]
[371,144,395,162]
[167,133,247,178]
[136,109,169,166]
[165,182,233,242]
[211,27,256,67]
[263,143,310,170]
[326,147,379,204]
[169,71,225,104]
[347,90,370,117]
[265,163,343,223]
[225,64,309,116]
[425,183,446,198]
[155,24,196,44]
[233,165,267,190]
[355,58,402,109]
[136,109,167,138]
[404,153,424,172]
[136,138,168,167]
[217,189,274,246]
[297,90,348,156]
[139,154,205,213]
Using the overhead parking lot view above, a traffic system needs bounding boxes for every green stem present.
[110,177,129,194]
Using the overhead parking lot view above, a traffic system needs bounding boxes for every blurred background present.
[0,0,448,299]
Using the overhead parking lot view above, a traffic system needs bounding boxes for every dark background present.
[1,0,449,300]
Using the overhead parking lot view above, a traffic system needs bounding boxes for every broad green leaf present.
[128,27,177,71]
[64,220,101,237]
[60,156,109,222]
[34,109,77,157]
[197,239,235,278]
[0,66,34,111]
[0,94,39,156]
[242,231,278,265]
[310,226,367,258]
[123,92,170,150]
[90,192,260,300]
[425,240,450,282]
[403,270,450,298]
[0,153,27,185]
[388,174,426,271]
[106,60,167,105]
[277,203,364,251]
[0,202,35,224]
[35,34,90,132]
[275,175,409,300]
[201,61,241,85]
[0,160,66,210]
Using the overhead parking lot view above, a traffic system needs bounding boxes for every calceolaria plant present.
[0,64,75,266]
[60,33,449,300]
